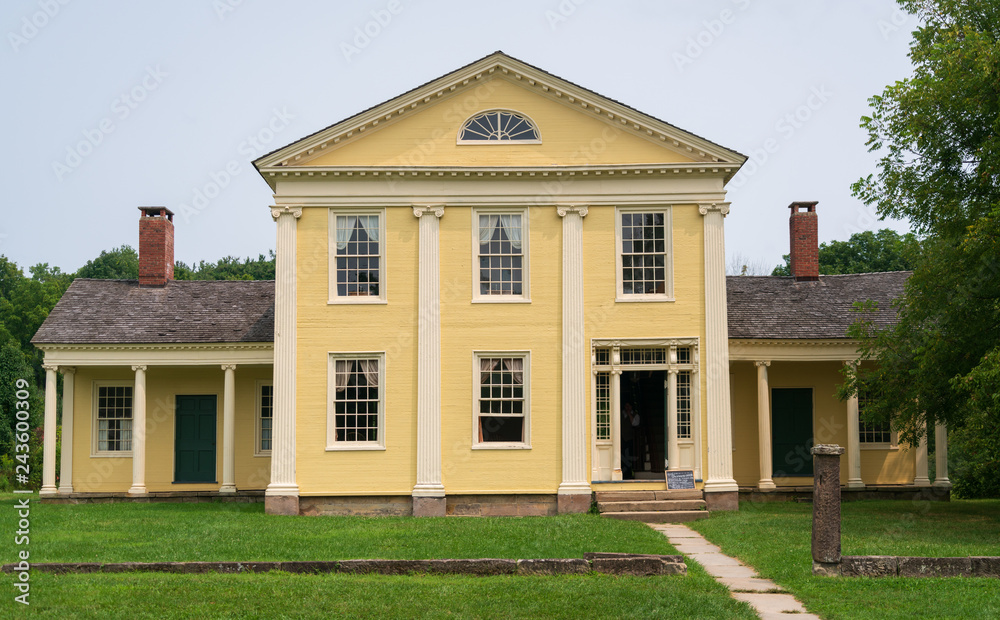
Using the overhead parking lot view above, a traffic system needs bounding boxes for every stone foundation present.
[413,496,447,517]
[299,495,412,517]
[740,485,951,504]
[703,490,739,511]
[265,494,299,516]
[557,493,591,514]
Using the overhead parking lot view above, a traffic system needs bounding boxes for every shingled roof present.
[31,279,274,345]
[727,272,910,340]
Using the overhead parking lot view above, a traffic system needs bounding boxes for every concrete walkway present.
[650,523,820,620]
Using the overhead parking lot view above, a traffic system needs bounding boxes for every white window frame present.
[471,207,530,303]
[615,206,674,302]
[473,351,531,449]
[457,109,542,145]
[255,380,273,457]
[328,208,387,305]
[858,397,899,449]
[327,352,386,451]
[91,381,134,457]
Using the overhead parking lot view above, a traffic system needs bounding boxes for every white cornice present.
[728,339,862,362]
[38,343,273,366]
[253,53,746,184]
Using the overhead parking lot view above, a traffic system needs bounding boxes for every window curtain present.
[480,358,498,384]
[359,359,379,387]
[335,360,350,393]
[479,214,521,250]
[336,215,379,250]
[502,357,524,384]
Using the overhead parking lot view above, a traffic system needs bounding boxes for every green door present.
[771,388,814,477]
[174,395,217,483]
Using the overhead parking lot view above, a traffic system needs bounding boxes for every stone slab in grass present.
[897,557,972,578]
[516,559,591,575]
[584,552,685,564]
[425,559,518,576]
[590,557,686,576]
[277,561,340,574]
[841,556,898,577]
[972,557,1000,578]
[337,560,431,575]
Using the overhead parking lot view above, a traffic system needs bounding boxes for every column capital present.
[667,368,679,375]
[221,364,237,372]
[556,205,589,218]
[413,205,445,218]
[42,363,58,372]
[131,364,147,373]
[61,366,76,375]
[698,202,731,216]
[270,206,303,221]
[754,360,771,368]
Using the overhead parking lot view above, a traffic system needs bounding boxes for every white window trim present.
[91,380,134,458]
[328,208,388,305]
[457,108,542,145]
[326,352,386,451]
[471,207,530,303]
[472,351,531,449]
[859,428,899,450]
[614,206,674,302]
[254,379,273,457]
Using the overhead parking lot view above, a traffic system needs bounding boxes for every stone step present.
[599,500,706,513]
[594,489,703,502]
[602,510,710,523]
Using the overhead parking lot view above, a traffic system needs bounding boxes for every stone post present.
[811,444,845,576]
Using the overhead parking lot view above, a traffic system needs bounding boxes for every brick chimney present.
[138,207,174,287]
[788,201,819,282]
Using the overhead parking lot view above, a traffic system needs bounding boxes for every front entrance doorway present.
[771,388,814,477]
[620,370,666,480]
[174,395,217,483]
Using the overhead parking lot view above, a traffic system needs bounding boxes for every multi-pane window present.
[333,213,382,299]
[858,396,892,444]
[459,111,540,142]
[595,372,611,441]
[477,213,525,297]
[676,371,692,439]
[96,385,132,453]
[620,347,667,365]
[476,355,528,445]
[330,355,383,446]
[618,210,669,297]
[258,383,273,454]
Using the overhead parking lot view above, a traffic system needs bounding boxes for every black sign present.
[665,469,696,490]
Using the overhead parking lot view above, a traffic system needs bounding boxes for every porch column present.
[933,422,950,488]
[412,206,446,517]
[755,361,775,490]
[699,202,738,510]
[58,367,76,494]
[667,369,679,470]
[40,364,59,496]
[266,206,302,515]
[913,419,931,486]
[557,205,590,513]
[611,365,623,481]
[845,362,864,489]
[127,364,147,495]
[219,364,237,493]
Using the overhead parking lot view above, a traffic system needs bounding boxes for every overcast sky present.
[3,0,917,274]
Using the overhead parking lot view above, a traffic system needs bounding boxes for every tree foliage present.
[842,0,1000,496]
[771,228,920,276]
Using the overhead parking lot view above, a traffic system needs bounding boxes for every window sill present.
[328,297,388,306]
[91,451,132,458]
[471,297,531,304]
[472,443,532,450]
[616,295,675,303]
[254,452,272,458]
[326,444,386,452]
[860,444,899,451]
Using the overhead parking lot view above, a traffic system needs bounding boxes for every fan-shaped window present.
[459,110,540,143]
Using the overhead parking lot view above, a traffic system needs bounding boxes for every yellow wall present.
[729,360,915,486]
[69,365,272,493]
[303,77,696,168]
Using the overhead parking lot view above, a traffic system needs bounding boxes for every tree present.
[841,0,1000,496]
[75,245,139,279]
[771,229,920,276]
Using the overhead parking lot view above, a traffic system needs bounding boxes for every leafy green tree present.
[75,245,139,279]
[0,339,43,490]
[841,0,1000,497]
[771,229,920,276]
[174,252,275,281]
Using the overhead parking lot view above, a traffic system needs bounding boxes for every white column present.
[40,364,59,496]
[699,203,739,497]
[933,422,950,488]
[667,369,679,470]
[845,362,864,489]
[611,365,622,481]
[557,205,590,509]
[913,419,931,487]
[58,367,75,494]
[220,364,237,493]
[755,361,775,490]
[128,365,147,495]
[412,206,446,507]
[266,206,302,512]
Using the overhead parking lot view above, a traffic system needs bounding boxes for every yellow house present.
[32,52,948,517]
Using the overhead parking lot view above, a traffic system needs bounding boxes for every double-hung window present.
[473,210,528,300]
[329,210,386,303]
[474,353,530,447]
[328,353,385,450]
[256,382,273,456]
[616,207,672,300]
[858,394,896,448]
[94,383,133,455]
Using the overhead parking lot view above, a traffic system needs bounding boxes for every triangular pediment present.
[254,52,745,183]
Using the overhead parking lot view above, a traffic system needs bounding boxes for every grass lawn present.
[690,500,1000,620]
[0,495,756,619]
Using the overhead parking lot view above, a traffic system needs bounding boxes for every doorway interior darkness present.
[620,370,666,480]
